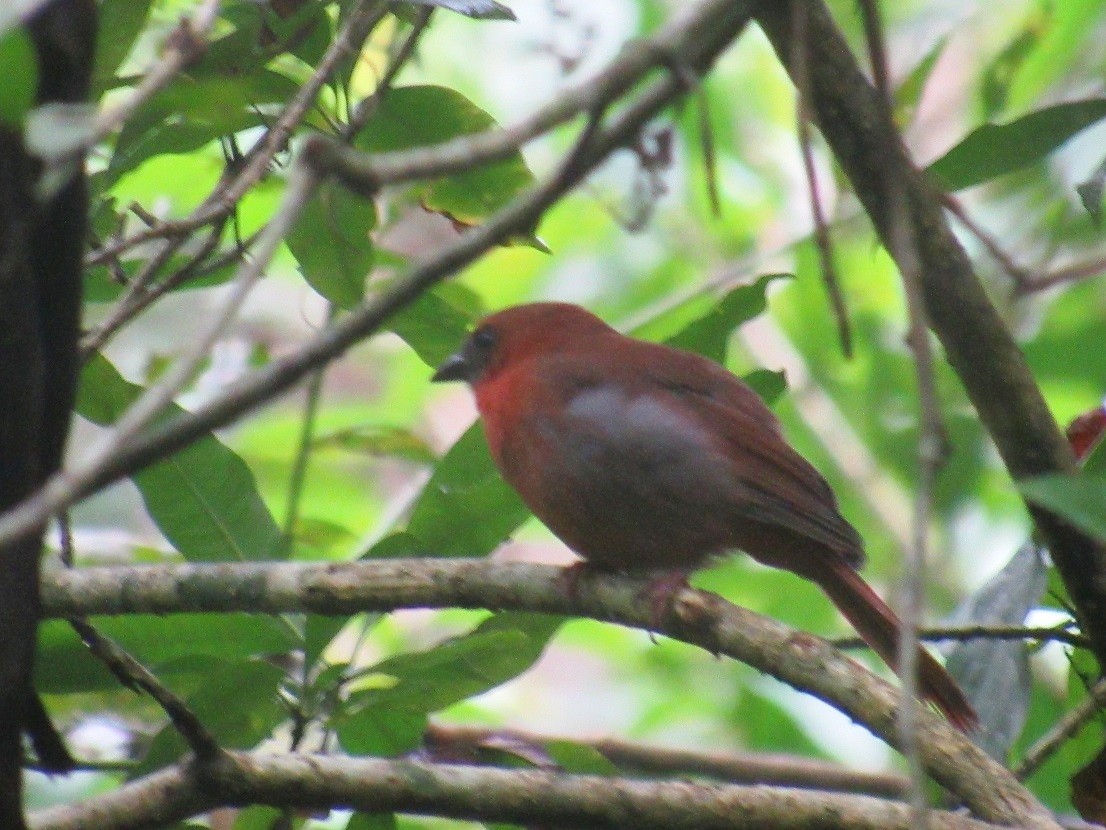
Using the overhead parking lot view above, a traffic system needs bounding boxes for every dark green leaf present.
[35,620,119,693]
[1076,156,1106,226]
[1084,433,1106,476]
[369,424,528,558]
[928,99,1106,190]
[337,613,560,756]
[732,687,824,757]
[230,806,285,830]
[286,180,376,308]
[304,614,352,669]
[104,75,290,187]
[92,0,153,94]
[92,613,298,665]
[77,353,284,562]
[1018,473,1106,543]
[388,288,476,367]
[346,813,397,830]
[895,37,946,120]
[742,368,787,407]
[356,85,535,224]
[544,739,618,775]
[665,274,790,363]
[0,28,36,127]
[84,256,237,304]
[980,28,1038,116]
[137,659,285,774]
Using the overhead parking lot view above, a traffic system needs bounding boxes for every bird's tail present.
[816,559,978,733]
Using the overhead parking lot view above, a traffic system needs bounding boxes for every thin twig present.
[36,0,222,169]
[1015,255,1106,295]
[424,724,910,797]
[58,506,221,760]
[792,1,852,358]
[81,1,392,355]
[281,306,333,557]
[68,620,223,760]
[941,193,1034,287]
[852,0,943,824]
[832,623,1088,650]
[1015,678,1106,780]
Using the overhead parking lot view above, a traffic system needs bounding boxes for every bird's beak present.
[431,351,470,383]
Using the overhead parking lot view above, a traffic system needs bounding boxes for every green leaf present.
[92,614,298,665]
[0,29,37,128]
[345,813,397,830]
[85,255,237,303]
[1018,472,1106,543]
[544,739,619,775]
[337,613,561,756]
[369,424,528,558]
[104,75,290,188]
[356,85,536,224]
[895,38,946,121]
[742,368,787,407]
[388,288,476,367]
[92,0,153,94]
[137,659,285,774]
[77,353,284,562]
[927,99,1106,191]
[286,180,376,308]
[35,620,119,694]
[665,274,790,363]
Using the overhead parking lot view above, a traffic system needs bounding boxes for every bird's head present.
[432,302,612,387]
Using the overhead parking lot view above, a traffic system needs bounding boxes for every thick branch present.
[752,0,1106,669]
[28,751,1023,830]
[40,559,1056,829]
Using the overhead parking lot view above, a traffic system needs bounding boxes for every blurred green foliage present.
[35,0,1106,824]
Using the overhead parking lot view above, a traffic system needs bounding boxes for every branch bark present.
[40,559,1057,829]
[752,0,1106,669]
[27,751,1030,830]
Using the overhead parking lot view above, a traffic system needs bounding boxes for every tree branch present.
[28,750,1030,830]
[752,0,1106,672]
[39,559,1057,828]
[423,724,911,797]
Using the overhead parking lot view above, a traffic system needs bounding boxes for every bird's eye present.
[471,326,497,351]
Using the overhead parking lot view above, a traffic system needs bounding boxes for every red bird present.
[433,302,976,731]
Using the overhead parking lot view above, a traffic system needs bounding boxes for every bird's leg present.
[558,560,593,601]
[641,568,692,633]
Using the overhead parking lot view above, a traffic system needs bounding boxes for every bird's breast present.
[500,386,738,569]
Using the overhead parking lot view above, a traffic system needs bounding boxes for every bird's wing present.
[628,343,864,564]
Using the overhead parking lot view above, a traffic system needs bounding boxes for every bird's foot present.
[558,561,592,601]
[641,569,692,633]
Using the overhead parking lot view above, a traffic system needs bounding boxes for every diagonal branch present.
[752,0,1106,671]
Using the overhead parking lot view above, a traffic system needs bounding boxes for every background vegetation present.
[5,0,1106,827]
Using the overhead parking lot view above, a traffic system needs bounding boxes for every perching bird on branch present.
[433,302,976,732]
